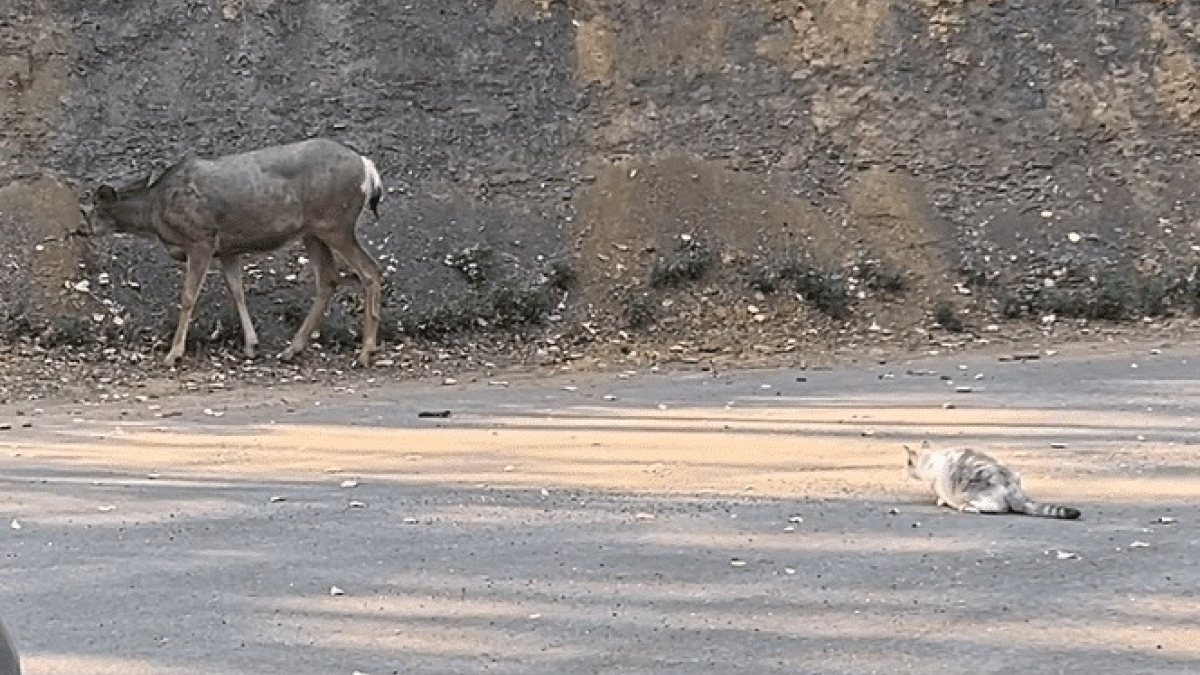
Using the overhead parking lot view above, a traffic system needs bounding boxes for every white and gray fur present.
[87,139,384,368]
[905,442,1081,519]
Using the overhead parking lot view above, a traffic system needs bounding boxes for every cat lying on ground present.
[905,442,1081,519]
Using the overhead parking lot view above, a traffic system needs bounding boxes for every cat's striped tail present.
[1021,500,1081,519]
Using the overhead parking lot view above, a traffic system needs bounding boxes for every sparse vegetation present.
[933,301,964,332]
[743,255,851,319]
[2,299,36,341]
[779,259,850,320]
[862,264,908,295]
[624,292,655,329]
[650,237,714,288]
[443,245,494,285]
[546,259,577,292]
[400,272,561,340]
[745,263,779,295]
[1179,274,1200,315]
[1022,271,1175,322]
[377,309,403,344]
[491,280,555,329]
[401,300,484,339]
[46,315,95,346]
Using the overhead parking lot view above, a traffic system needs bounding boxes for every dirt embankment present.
[1,0,1199,399]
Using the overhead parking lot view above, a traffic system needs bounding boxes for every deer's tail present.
[360,156,383,217]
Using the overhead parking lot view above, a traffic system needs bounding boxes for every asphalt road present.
[1,344,1198,675]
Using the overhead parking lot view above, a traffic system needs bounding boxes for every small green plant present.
[650,238,714,288]
[1034,272,1170,322]
[999,293,1026,319]
[313,320,358,351]
[491,280,555,329]
[864,266,908,294]
[46,315,95,346]
[745,263,779,294]
[933,301,963,332]
[1039,288,1090,319]
[546,259,577,292]
[2,299,35,340]
[377,308,403,344]
[1091,275,1133,320]
[624,292,655,329]
[780,260,850,320]
[401,300,483,339]
[1136,278,1169,317]
[1179,275,1200,315]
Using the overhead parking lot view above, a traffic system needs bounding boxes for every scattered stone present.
[329,586,345,596]
[418,410,452,418]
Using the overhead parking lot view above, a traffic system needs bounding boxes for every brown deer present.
[86,139,384,367]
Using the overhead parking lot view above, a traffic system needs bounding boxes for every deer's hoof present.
[244,345,258,360]
[279,348,297,362]
[163,354,181,367]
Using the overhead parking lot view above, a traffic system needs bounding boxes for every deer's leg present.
[325,232,382,367]
[165,249,214,367]
[220,254,258,359]
[280,235,337,362]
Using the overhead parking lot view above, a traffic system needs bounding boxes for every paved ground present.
[1,343,1199,675]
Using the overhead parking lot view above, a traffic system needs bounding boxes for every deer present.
[85,139,384,367]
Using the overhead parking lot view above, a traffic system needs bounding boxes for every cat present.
[905,442,1081,519]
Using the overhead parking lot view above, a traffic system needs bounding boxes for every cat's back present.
[946,449,1016,490]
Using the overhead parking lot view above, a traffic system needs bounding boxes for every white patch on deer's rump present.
[360,156,381,198]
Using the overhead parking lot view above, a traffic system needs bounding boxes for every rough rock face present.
[2,0,1198,368]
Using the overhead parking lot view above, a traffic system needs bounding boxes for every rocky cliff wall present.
[2,0,1198,367]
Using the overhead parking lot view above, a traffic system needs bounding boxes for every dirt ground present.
[1,343,1198,675]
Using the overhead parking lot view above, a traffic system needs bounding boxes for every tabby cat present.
[905,442,1081,519]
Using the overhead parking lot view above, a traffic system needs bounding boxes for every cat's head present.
[904,441,933,479]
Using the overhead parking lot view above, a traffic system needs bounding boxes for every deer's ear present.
[145,167,163,188]
[96,185,117,202]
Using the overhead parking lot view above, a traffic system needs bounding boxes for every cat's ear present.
[921,440,931,450]
[904,445,917,465]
